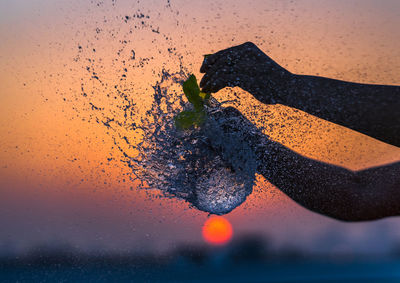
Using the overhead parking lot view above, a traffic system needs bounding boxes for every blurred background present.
[1,0,400,281]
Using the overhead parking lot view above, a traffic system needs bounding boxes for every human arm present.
[200,42,400,146]
[212,107,400,221]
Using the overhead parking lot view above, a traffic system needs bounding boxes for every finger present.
[201,76,238,94]
[200,45,238,73]
[200,76,225,93]
[200,51,228,73]
[200,53,232,89]
[201,57,245,92]
[200,53,219,73]
[200,63,223,92]
[199,72,211,89]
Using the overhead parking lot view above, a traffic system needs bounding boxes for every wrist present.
[248,66,296,106]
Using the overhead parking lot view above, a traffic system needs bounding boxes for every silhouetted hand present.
[200,42,400,146]
[208,106,400,221]
[199,43,400,221]
[200,42,292,104]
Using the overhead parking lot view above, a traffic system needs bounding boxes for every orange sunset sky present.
[1,0,400,254]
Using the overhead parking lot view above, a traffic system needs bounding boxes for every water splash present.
[65,2,258,214]
[124,70,256,214]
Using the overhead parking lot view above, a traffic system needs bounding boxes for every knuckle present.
[243,41,256,48]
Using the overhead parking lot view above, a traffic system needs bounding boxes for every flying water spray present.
[132,73,257,214]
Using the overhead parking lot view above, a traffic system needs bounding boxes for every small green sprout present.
[175,74,211,130]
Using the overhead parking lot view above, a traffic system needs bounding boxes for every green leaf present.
[183,75,203,111]
[174,110,206,130]
[175,75,211,131]
[199,92,210,100]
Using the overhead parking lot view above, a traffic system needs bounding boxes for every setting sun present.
[202,216,233,245]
